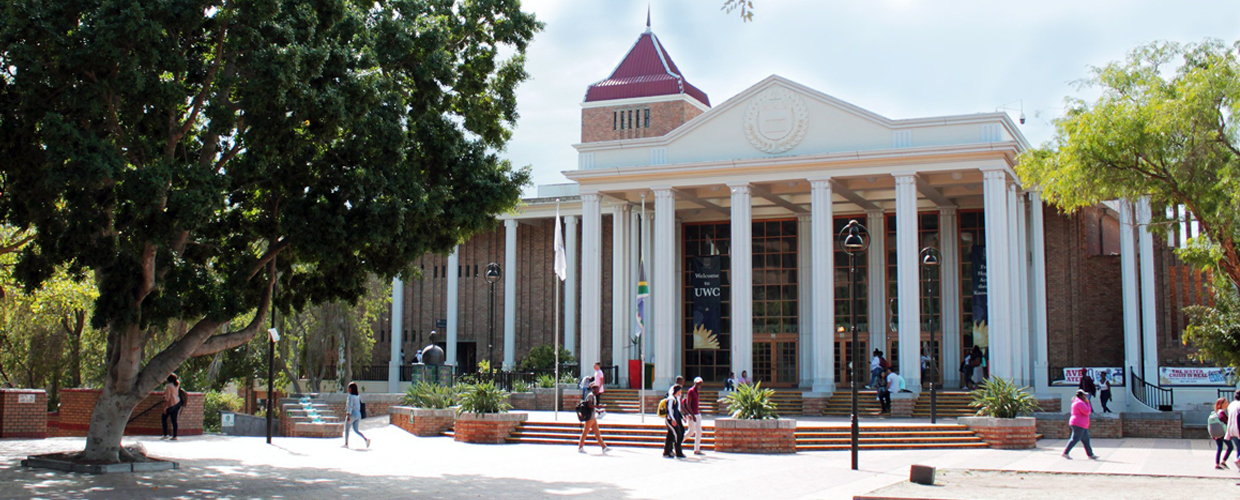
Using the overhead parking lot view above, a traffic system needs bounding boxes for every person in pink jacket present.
[1062,389,1099,460]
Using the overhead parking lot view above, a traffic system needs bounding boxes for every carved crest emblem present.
[744,86,809,154]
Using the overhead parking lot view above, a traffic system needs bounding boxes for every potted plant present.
[714,382,796,454]
[453,381,527,444]
[958,377,1040,449]
[507,380,536,410]
[391,382,458,437]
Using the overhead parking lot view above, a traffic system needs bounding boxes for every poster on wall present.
[1158,366,1236,386]
[1053,367,1125,387]
[691,256,722,350]
[970,245,988,347]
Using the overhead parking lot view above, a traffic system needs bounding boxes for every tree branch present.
[193,259,277,356]
[247,239,289,281]
[167,10,231,159]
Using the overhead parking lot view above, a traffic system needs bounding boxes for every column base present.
[810,379,836,394]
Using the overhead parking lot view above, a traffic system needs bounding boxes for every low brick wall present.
[1122,412,1181,438]
[508,392,536,411]
[1035,397,1062,413]
[390,406,455,437]
[319,393,404,419]
[1033,413,1070,439]
[713,418,796,454]
[534,388,562,411]
[802,394,827,416]
[0,389,48,438]
[56,388,203,437]
[891,394,917,418]
[959,417,1037,449]
[453,413,527,444]
[1089,414,1123,438]
[292,422,344,438]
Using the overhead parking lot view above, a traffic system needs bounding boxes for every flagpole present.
[554,199,561,422]
[639,193,646,424]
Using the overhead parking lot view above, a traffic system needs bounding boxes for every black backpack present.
[575,398,595,422]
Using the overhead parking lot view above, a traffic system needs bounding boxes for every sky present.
[500,0,1240,196]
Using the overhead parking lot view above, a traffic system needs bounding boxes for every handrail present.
[1129,366,1173,411]
[1219,388,1238,401]
[128,401,164,424]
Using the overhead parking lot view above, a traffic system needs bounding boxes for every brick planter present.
[508,392,536,411]
[891,393,917,418]
[55,388,203,437]
[453,412,527,444]
[534,388,561,411]
[713,418,796,454]
[390,406,455,437]
[0,389,48,438]
[959,416,1037,449]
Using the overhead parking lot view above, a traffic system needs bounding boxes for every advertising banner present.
[691,256,722,350]
[1158,366,1236,386]
[970,245,988,347]
[1053,367,1125,387]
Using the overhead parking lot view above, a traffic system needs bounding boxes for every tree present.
[0,0,539,462]
[721,0,755,22]
[1017,39,1240,291]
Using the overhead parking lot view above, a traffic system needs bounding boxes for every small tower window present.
[645,108,650,128]
[613,111,618,130]
[628,110,634,130]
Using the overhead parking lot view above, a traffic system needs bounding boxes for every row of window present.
[614,108,650,130]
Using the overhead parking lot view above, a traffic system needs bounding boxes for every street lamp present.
[919,247,941,424]
[484,263,502,374]
[838,219,870,471]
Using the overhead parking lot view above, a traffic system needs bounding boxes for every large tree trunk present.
[80,323,151,463]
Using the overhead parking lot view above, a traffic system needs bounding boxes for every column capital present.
[728,182,751,194]
[866,208,885,218]
[565,214,578,223]
[580,192,601,202]
[939,205,958,216]
[652,187,674,199]
[797,213,812,222]
[809,178,832,189]
[504,218,518,229]
[981,168,1007,181]
[891,171,918,182]
[612,203,630,215]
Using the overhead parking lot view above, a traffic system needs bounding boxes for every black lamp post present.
[919,247,941,424]
[839,219,869,471]
[484,262,502,373]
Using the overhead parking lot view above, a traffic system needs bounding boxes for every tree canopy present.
[0,0,539,462]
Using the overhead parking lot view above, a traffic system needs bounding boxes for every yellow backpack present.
[657,397,669,418]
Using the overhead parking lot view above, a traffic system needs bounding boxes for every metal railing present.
[1130,367,1173,411]
[1219,388,1238,401]
[353,363,628,392]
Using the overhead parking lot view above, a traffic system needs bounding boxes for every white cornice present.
[579,93,709,111]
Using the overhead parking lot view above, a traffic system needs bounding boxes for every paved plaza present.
[0,413,1237,499]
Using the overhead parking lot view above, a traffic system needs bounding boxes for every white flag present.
[553,207,567,281]
[267,327,280,342]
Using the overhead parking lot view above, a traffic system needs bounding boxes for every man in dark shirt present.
[683,376,704,455]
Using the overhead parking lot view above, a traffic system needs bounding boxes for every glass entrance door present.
[754,336,798,387]
[834,338,869,387]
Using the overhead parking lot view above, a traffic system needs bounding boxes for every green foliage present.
[722,381,779,420]
[511,380,533,393]
[202,390,244,433]
[721,0,755,22]
[535,374,557,389]
[1016,39,1240,292]
[456,381,512,416]
[559,372,578,385]
[477,359,492,374]
[1184,279,1240,369]
[969,377,1039,418]
[517,345,575,372]
[402,381,458,409]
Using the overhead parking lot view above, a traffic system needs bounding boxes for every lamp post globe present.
[919,247,941,424]
[837,219,869,471]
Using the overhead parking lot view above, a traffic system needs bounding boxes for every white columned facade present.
[1014,190,1031,386]
[866,210,887,358]
[447,245,461,367]
[1120,200,1142,395]
[502,222,517,370]
[1137,196,1159,378]
[729,183,755,384]
[564,215,579,357]
[809,180,835,393]
[580,193,603,373]
[388,277,404,393]
[1029,191,1051,394]
[939,207,961,388]
[981,169,1011,380]
[612,204,631,383]
[797,214,814,388]
[652,188,676,388]
[628,210,640,362]
[893,173,921,390]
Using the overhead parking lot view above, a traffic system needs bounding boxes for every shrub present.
[518,345,575,372]
[722,381,779,420]
[559,372,577,385]
[511,380,533,393]
[203,390,244,433]
[403,381,458,409]
[535,374,557,389]
[457,381,512,415]
[969,377,1039,418]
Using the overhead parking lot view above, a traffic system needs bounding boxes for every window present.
[613,111,618,130]
[628,110,634,130]
[884,213,941,335]
[834,217,868,334]
[645,108,650,128]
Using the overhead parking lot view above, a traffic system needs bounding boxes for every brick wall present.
[55,388,203,437]
[0,389,48,438]
[452,413,526,444]
[390,406,455,437]
[959,417,1037,449]
[713,419,796,454]
[1121,412,1182,438]
[581,99,704,143]
[891,395,916,418]
[802,396,827,416]
[1045,208,1126,373]
[1089,415,1123,438]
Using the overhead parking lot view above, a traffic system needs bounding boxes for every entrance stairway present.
[600,388,720,414]
[822,390,977,417]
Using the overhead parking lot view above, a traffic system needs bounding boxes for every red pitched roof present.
[584,31,710,107]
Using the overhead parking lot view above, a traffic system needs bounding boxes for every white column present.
[674,218,685,377]
[894,173,921,391]
[1030,191,1050,394]
[730,183,755,384]
[564,215,578,357]
[502,222,517,370]
[1120,200,1142,395]
[388,277,404,393]
[810,180,835,393]
[1137,196,1159,379]
[1005,185,1020,383]
[612,204,631,383]
[797,214,814,389]
[1015,190,1031,386]
[580,194,603,373]
[641,206,654,363]
[867,210,887,360]
[629,210,640,363]
[447,245,461,367]
[939,207,961,388]
[652,188,676,388]
[982,168,1010,380]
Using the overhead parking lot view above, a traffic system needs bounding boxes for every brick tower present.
[581,18,710,143]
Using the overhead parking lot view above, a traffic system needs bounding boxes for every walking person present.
[1226,390,1240,469]
[663,384,686,458]
[577,385,609,453]
[160,374,184,441]
[345,382,371,449]
[1062,389,1099,460]
[682,377,705,455]
[1098,371,1113,413]
[1210,397,1232,469]
[592,362,606,406]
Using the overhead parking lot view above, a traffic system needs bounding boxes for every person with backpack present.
[662,384,686,458]
[1210,397,1232,469]
[161,374,185,441]
[1062,389,1099,460]
[577,385,609,453]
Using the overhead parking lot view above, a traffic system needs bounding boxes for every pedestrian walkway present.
[0,417,1235,499]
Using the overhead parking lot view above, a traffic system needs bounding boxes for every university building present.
[371,24,1213,408]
